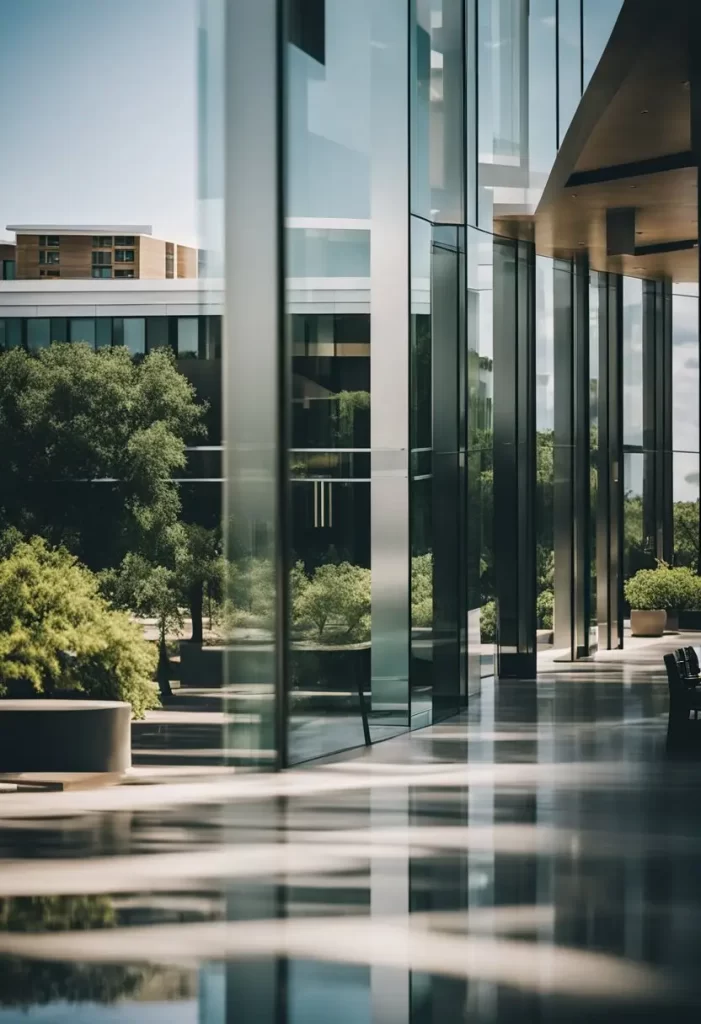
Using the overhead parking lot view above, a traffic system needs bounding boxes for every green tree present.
[0,536,158,717]
[293,562,371,642]
[101,553,182,697]
[411,553,433,628]
[673,500,699,570]
[175,524,226,643]
[0,344,205,569]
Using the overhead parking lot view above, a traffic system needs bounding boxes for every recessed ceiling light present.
[571,193,578,198]
[640,109,649,114]
[630,184,638,189]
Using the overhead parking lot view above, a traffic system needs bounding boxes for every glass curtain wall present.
[213,0,628,767]
[672,287,700,573]
[622,276,651,609]
[535,256,555,660]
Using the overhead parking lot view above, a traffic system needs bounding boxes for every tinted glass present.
[27,318,50,350]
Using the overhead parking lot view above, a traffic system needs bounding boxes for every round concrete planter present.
[0,700,131,773]
[630,609,666,637]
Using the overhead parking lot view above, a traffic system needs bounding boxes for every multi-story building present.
[5,225,197,280]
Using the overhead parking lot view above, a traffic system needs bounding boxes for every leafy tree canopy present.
[0,344,205,568]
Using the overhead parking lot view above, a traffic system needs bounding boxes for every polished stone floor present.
[2,641,701,1021]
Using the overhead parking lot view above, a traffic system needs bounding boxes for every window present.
[27,319,50,351]
[0,319,22,350]
[39,269,60,278]
[92,236,113,247]
[95,319,112,348]
[123,318,145,356]
[114,269,134,278]
[177,317,199,357]
[114,249,135,263]
[92,267,112,278]
[70,319,96,346]
[50,318,67,343]
[39,235,59,247]
[39,250,60,265]
[92,251,112,266]
[114,236,135,246]
[146,316,169,351]
[2,260,15,280]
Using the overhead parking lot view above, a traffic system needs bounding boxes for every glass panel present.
[69,318,96,345]
[114,249,135,263]
[478,0,528,227]
[589,271,599,640]
[50,317,67,344]
[285,0,410,764]
[123,318,145,356]
[535,255,554,659]
[146,316,169,351]
[3,259,16,280]
[528,0,557,205]
[27,318,50,351]
[177,317,199,357]
[287,229,370,277]
[467,226,494,682]
[673,451,699,572]
[3,318,22,349]
[410,0,464,223]
[95,318,112,348]
[672,292,699,454]
[583,0,623,89]
[410,217,432,720]
[558,0,582,144]
[622,276,643,448]
[623,451,654,591]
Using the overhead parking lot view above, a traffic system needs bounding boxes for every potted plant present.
[624,564,695,637]
[660,565,698,632]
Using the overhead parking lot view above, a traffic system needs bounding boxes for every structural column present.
[370,0,410,717]
[643,278,673,565]
[223,0,288,767]
[553,254,592,660]
[493,237,537,678]
[597,273,624,650]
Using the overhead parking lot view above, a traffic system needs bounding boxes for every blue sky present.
[0,0,198,246]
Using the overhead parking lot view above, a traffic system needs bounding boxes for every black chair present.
[683,645,700,679]
[664,652,701,720]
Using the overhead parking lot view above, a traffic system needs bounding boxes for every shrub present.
[411,553,433,627]
[536,589,554,630]
[293,561,371,642]
[480,600,497,643]
[0,536,158,718]
[624,563,698,611]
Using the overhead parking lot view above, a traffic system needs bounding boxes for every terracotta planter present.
[630,609,666,637]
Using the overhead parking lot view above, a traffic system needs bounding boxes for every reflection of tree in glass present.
[673,501,700,570]
[293,562,371,642]
[0,895,147,1008]
[411,554,433,628]
[333,390,370,445]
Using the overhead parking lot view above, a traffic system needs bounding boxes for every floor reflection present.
[2,657,701,1021]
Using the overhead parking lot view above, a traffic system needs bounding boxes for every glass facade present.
[205,0,686,768]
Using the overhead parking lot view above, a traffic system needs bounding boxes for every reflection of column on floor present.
[466,676,496,1020]
[371,785,409,1023]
